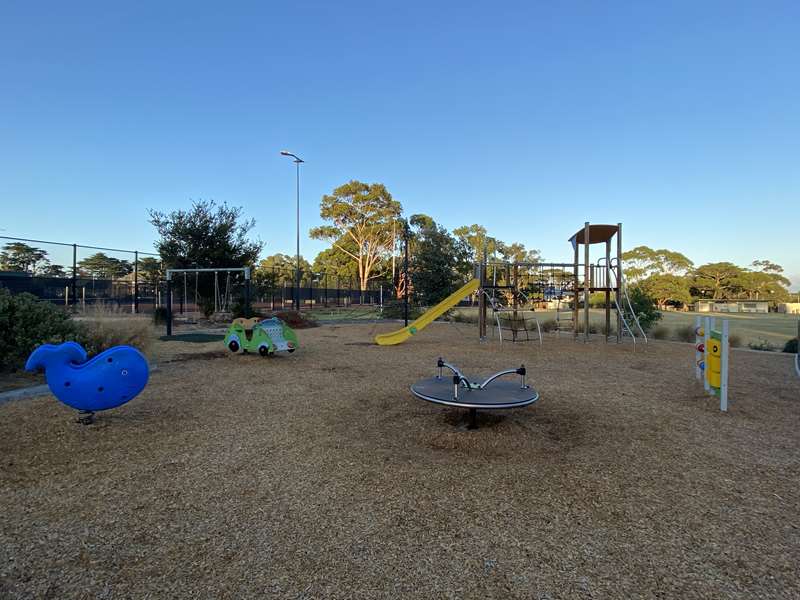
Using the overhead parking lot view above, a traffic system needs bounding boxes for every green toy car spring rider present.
[224,317,298,357]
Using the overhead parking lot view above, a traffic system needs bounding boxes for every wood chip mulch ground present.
[1,323,798,599]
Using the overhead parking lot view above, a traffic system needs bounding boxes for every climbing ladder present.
[555,292,575,336]
[601,258,647,346]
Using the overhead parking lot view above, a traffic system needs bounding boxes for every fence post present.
[133,250,139,314]
[166,276,173,336]
[71,244,77,310]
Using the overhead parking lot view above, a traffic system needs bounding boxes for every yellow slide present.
[374,278,480,346]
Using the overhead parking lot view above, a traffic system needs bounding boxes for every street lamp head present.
[280,150,304,163]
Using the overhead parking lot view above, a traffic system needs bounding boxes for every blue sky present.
[1,1,798,289]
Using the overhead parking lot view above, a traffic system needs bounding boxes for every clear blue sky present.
[2,1,798,289]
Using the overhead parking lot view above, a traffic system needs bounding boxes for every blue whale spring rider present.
[26,342,149,423]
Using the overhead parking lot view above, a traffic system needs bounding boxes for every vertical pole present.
[720,319,729,412]
[573,237,579,341]
[271,266,276,311]
[605,240,611,340]
[64,285,68,306]
[584,221,590,343]
[694,315,702,382]
[403,225,409,327]
[616,223,623,343]
[71,243,77,310]
[295,160,301,312]
[324,273,328,308]
[703,316,711,393]
[133,251,139,314]
[166,275,173,336]
[245,271,251,317]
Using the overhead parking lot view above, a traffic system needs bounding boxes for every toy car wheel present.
[259,346,269,357]
[228,340,239,353]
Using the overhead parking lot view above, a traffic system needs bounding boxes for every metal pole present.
[134,250,139,314]
[403,225,409,326]
[166,277,173,336]
[71,244,77,310]
[616,223,623,343]
[720,319,729,412]
[295,160,301,312]
[584,221,590,343]
[605,240,611,340]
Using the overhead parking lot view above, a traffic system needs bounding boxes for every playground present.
[1,322,798,598]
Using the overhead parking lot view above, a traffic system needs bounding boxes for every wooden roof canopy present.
[569,224,619,245]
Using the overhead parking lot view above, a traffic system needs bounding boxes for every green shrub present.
[728,333,742,348]
[748,339,776,352]
[153,306,170,326]
[381,300,423,320]
[675,324,697,343]
[75,317,153,358]
[626,286,662,331]
[0,289,80,371]
[651,325,670,340]
[783,337,798,353]
[539,319,558,332]
[230,299,263,319]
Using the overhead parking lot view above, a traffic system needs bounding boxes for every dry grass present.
[1,323,798,598]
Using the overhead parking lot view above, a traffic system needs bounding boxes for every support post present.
[573,238,579,341]
[605,240,611,340]
[479,262,487,341]
[133,250,139,314]
[584,221,590,343]
[720,320,729,412]
[403,225,409,327]
[71,243,77,310]
[694,315,702,382]
[244,272,251,317]
[166,276,173,336]
[616,223,623,343]
[703,316,711,393]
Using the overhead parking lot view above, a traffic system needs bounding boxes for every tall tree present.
[309,180,402,291]
[622,246,694,282]
[255,254,312,285]
[453,224,500,262]
[0,242,49,274]
[408,214,471,305]
[692,262,743,299]
[78,253,132,278]
[640,274,692,308]
[149,200,263,268]
[136,257,163,286]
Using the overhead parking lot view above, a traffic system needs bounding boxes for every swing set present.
[164,267,252,336]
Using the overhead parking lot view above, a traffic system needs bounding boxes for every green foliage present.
[408,215,470,306]
[625,286,662,331]
[783,338,798,353]
[691,262,744,299]
[622,246,694,282]
[309,180,402,291]
[149,199,263,311]
[380,300,422,320]
[78,252,133,278]
[675,324,697,343]
[1,242,52,275]
[149,200,263,269]
[728,333,743,348]
[0,289,79,370]
[640,274,692,308]
[748,339,776,352]
[153,306,170,326]
[651,325,670,340]
[137,257,163,286]
[253,254,313,294]
[230,299,262,319]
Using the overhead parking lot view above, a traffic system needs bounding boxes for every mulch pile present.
[1,324,798,598]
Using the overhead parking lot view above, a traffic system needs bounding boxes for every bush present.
[626,286,662,331]
[728,333,742,348]
[783,337,798,353]
[153,306,170,326]
[75,316,153,358]
[651,325,670,340]
[380,300,423,320]
[0,289,81,371]
[675,324,697,343]
[272,310,318,329]
[231,299,263,319]
[748,339,776,352]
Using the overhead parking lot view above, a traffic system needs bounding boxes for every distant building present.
[777,303,800,314]
[693,300,769,313]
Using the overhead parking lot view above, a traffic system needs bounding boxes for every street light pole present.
[281,150,304,311]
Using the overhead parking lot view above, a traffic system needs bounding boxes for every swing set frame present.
[164,267,252,336]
